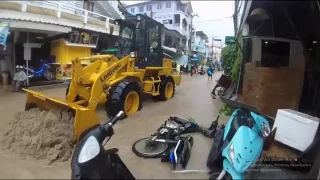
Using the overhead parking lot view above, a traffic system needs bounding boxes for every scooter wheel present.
[44,71,54,81]
[132,137,169,158]
[209,172,232,180]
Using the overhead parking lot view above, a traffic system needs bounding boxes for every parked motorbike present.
[71,111,135,180]
[132,116,218,170]
[21,60,54,81]
[198,68,205,75]
[207,108,271,180]
[12,65,28,91]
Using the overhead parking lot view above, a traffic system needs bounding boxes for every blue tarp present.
[0,22,9,46]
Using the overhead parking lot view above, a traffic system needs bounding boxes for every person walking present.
[180,64,184,74]
[188,64,191,76]
[191,64,195,76]
[207,66,213,81]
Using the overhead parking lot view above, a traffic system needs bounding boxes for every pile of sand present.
[1,108,75,164]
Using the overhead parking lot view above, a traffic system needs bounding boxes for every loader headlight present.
[130,52,137,58]
[228,143,235,164]
[78,136,100,163]
[261,123,270,138]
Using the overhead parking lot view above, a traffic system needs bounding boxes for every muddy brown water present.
[0,73,225,179]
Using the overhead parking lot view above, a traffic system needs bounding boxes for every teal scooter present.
[207,108,271,180]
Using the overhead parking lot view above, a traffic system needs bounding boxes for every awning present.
[3,19,71,34]
[0,10,114,34]
[190,54,204,62]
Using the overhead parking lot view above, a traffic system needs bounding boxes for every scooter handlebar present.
[108,111,124,126]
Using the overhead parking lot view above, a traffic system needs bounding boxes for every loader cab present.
[115,15,164,68]
[115,19,136,59]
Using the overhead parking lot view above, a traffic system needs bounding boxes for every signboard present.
[225,36,235,45]
[0,22,9,46]
[68,31,99,46]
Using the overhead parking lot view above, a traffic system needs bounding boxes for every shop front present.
[0,19,73,90]
[0,19,119,91]
[50,29,118,80]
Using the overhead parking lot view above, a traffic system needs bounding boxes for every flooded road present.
[0,72,225,179]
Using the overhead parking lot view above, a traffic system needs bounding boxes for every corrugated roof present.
[0,10,115,34]
[95,1,122,19]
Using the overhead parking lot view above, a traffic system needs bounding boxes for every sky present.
[121,1,235,43]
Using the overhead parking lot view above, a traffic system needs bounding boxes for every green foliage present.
[220,34,243,115]
[231,34,243,83]
[219,104,235,116]
[221,34,243,83]
[221,44,237,77]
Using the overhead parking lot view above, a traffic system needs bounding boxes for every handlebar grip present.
[109,111,124,125]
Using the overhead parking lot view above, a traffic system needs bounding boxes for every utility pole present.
[211,36,214,61]
[188,13,198,63]
[233,0,239,37]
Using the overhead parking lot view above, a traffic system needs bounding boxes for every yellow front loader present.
[24,14,182,142]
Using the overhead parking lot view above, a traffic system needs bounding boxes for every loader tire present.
[106,81,142,119]
[66,83,80,102]
[156,76,175,101]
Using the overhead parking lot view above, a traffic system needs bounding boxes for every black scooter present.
[70,112,219,179]
[71,111,135,180]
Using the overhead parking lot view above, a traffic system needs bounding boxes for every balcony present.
[0,1,119,34]
[171,23,189,37]
[181,27,188,37]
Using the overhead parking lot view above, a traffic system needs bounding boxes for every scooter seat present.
[226,109,251,142]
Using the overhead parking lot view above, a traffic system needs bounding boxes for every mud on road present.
[0,73,225,179]
[2,108,74,165]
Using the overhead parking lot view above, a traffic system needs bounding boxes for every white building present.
[124,0,196,53]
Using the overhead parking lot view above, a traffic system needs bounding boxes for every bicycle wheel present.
[132,137,169,158]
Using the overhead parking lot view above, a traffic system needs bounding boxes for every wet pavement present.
[0,72,225,179]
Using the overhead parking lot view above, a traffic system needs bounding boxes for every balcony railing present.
[173,23,180,27]
[4,1,117,30]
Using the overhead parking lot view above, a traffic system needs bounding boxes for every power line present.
[193,16,233,23]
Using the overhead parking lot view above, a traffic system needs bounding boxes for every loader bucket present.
[23,89,100,143]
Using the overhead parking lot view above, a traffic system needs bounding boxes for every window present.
[163,19,173,24]
[139,6,144,12]
[176,4,180,10]
[261,40,290,67]
[120,27,133,39]
[130,8,135,13]
[166,2,171,8]
[83,0,94,12]
[147,5,152,11]
[157,4,162,9]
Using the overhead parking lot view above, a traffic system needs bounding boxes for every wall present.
[74,0,122,19]
[212,46,222,61]
[126,1,191,34]
[243,62,304,117]
[195,35,206,54]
